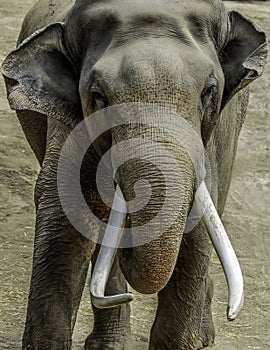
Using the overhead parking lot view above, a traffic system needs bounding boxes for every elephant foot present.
[149,327,214,350]
[22,339,71,350]
[196,277,215,349]
[193,277,216,349]
[195,320,215,349]
[195,338,213,350]
[149,276,215,349]
[149,329,214,350]
[22,326,72,350]
[85,334,133,350]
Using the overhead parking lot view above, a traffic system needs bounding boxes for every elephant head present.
[2,0,268,322]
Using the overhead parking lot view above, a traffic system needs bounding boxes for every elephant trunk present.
[90,104,198,305]
[111,121,196,294]
[117,150,194,294]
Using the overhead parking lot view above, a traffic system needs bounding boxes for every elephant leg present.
[85,249,131,350]
[198,275,215,348]
[149,222,215,350]
[22,122,95,350]
[23,181,94,349]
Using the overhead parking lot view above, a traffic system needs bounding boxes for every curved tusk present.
[90,185,133,309]
[195,181,244,321]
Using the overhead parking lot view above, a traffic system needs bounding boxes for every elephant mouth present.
[90,181,244,321]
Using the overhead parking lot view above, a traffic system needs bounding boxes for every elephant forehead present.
[68,0,224,45]
[92,39,213,98]
[78,0,219,20]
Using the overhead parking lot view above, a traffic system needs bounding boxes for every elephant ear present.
[220,11,268,109]
[1,23,82,128]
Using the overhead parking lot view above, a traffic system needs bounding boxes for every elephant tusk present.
[90,185,133,309]
[195,181,244,321]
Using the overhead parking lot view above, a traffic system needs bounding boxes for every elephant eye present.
[200,77,218,116]
[201,77,218,102]
[91,85,108,111]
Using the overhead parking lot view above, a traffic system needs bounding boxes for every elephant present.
[1,0,268,349]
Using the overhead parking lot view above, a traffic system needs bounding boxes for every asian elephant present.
[1,0,268,349]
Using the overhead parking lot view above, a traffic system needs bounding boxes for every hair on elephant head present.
[1,0,268,349]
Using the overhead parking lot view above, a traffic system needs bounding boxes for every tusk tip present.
[91,292,134,309]
[227,294,244,321]
[227,308,238,321]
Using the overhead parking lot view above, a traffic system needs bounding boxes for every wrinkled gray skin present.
[1,0,268,349]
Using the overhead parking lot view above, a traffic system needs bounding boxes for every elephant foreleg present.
[149,222,214,350]
[22,122,94,350]
[22,211,93,350]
